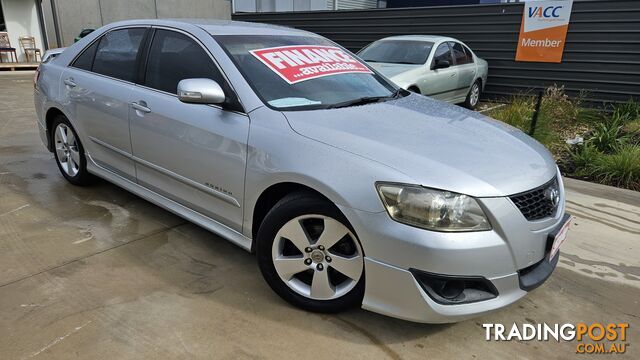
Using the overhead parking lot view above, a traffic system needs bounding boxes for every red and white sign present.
[250,45,372,84]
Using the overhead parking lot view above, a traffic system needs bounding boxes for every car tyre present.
[256,192,365,313]
[464,80,481,109]
[51,115,94,186]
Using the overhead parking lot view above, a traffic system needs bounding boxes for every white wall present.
[53,0,102,48]
[1,0,44,62]
[50,0,231,47]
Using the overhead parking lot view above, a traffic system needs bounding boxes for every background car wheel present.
[256,192,365,313]
[464,80,481,109]
[408,86,420,94]
[51,115,94,186]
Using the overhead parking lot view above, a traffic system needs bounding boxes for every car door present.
[61,27,148,181]
[129,28,249,232]
[424,42,458,102]
[449,41,477,102]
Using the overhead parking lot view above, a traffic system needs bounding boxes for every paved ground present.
[1,72,638,359]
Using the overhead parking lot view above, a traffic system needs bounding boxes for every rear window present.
[358,40,434,65]
[432,43,453,67]
[449,42,472,65]
[92,28,146,82]
[463,45,475,63]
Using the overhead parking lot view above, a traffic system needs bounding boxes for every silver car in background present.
[34,19,570,323]
[359,35,489,109]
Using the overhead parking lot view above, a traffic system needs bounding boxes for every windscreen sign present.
[516,0,573,63]
[250,45,373,84]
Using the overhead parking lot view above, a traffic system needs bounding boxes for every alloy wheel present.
[54,123,80,177]
[271,214,363,300]
[470,83,480,107]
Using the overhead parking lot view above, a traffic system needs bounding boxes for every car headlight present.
[376,183,491,232]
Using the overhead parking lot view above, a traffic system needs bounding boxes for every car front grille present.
[509,178,560,221]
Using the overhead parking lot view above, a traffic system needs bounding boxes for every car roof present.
[104,19,315,37]
[375,35,458,43]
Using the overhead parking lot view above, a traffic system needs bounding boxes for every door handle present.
[63,78,76,88]
[131,101,151,113]
[450,73,457,77]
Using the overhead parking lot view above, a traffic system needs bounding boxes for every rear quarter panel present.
[478,57,489,90]
[35,59,67,149]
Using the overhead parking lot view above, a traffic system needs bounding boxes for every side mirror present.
[433,59,450,70]
[177,78,225,105]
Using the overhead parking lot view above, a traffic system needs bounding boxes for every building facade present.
[0,0,525,62]
[385,0,521,8]
[0,0,46,62]
[232,0,523,13]
[234,0,380,12]
[0,0,232,58]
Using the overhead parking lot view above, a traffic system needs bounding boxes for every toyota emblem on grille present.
[544,184,560,208]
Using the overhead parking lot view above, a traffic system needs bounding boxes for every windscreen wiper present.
[326,96,389,109]
[326,89,405,109]
[389,88,406,99]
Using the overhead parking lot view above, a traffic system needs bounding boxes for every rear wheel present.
[51,115,94,186]
[464,80,481,109]
[408,86,420,94]
[257,193,365,313]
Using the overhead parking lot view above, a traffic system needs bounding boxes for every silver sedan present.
[359,35,488,109]
[34,19,569,323]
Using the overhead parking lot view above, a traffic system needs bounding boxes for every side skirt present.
[86,154,253,252]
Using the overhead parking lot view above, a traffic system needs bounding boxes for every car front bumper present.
[337,179,567,323]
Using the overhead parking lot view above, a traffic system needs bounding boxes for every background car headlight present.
[376,183,491,232]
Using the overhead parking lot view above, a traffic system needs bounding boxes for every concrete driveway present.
[1,72,638,359]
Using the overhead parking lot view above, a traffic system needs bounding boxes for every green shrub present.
[570,143,601,174]
[576,106,606,126]
[540,85,580,124]
[623,119,640,135]
[588,145,640,191]
[588,116,629,153]
[613,98,640,122]
[487,95,534,131]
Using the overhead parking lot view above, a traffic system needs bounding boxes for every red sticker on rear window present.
[249,45,373,84]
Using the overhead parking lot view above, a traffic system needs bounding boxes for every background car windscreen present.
[214,35,395,110]
[358,40,434,65]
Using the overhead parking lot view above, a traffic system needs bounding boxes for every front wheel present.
[256,193,365,313]
[464,80,481,109]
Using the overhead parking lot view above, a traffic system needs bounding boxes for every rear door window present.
[92,28,146,82]
[449,42,472,65]
[71,41,99,71]
[432,43,453,67]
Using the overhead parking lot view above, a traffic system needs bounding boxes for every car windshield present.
[358,40,434,65]
[214,35,398,110]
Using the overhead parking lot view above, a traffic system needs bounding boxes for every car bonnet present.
[282,94,557,197]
